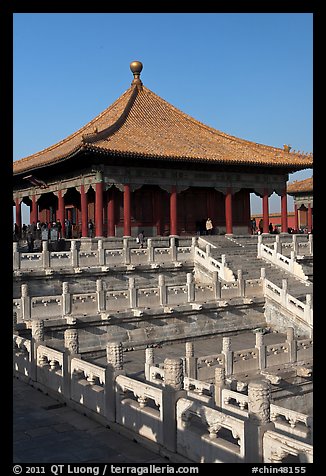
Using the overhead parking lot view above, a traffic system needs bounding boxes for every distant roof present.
[13,61,313,176]
[287,176,313,194]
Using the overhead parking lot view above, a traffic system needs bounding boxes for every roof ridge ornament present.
[130,60,143,90]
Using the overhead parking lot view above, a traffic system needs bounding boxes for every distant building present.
[287,177,313,232]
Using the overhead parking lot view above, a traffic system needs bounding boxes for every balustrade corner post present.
[186,272,195,303]
[128,277,137,309]
[275,234,281,254]
[158,274,167,306]
[212,271,221,299]
[185,342,197,379]
[170,236,177,262]
[96,278,105,312]
[286,327,297,363]
[205,244,211,257]
[222,337,233,377]
[309,234,313,255]
[13,242,20,270]
[191,236,197,257]
[255,332,266,370]
[105,341,125,422]
[281,279,288,306]
[42,239,50,269]
[257,234,262,258]
[290,250,296,271]
[70,240,78,268]
[147,238,154,263]
[237,269,245,297]
[145,347,155,381]
[31,319,45,382]
[292,234,298,255]
[21,284,31,321]
[214,366,226,408]
[97,239,105,266]
[123,237,130,265]
[162,358,186,453]
[62,282,71,316]
[245,380,274,463]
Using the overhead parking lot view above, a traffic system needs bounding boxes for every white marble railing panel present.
[31,296,62,318]
[166,285,188,305]
[71,357,106,385]
[244,279,263,297]
[233,348,258,373]
[154,247,172,263]
[104,249,124,265]
[222,389,248,416]
[130,248,148,265]
[263,430,313,463]
[71,293,97,314]
[147,365,165,384]
[270,404,312,439]
[116,375,163,444]
[50,252,71,268]
[221,282,239,299]
[296,339,313,361]
[20,253,42,269]
[137,288,160,307]
[70,357,106,415]
[194,247,235,282]
[195,284,215,301]
[259,243,307,281]
[78,251,98,267]
[176,397,245,463]
[36,345,64,394]
[177,247,193,262]
[184,377,214,404]
[265,343,290,367]
[105,291,129,311]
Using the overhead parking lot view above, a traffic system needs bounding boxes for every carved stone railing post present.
[13,242,20,270]
[275,234,281,254]
[205,244,211,257]
[214,366,226,408]
[147,238,154,264]
[222,337,233,377]
[237,269,245,297]
[31,319,45,381]
[212,271,221,299]
[129,277,137,309]
[144,347,154,381]
[163,358,186,452]
[186,272,195,303]
[170,237,177,262]
[304,294,313,326]
[96,278,105,312]
[185,342,197,379]
[21,284,31,320]
[63,328,79,400]
[281,279,288,306]
[158,274,167,306]
[97,239,105,266]
[70,240,78,268]
[105,341,125,421]
[292,234,298,255]
[123,237,130,265]
[245,380,274,463]
[42,239,50,269]
[191,236,197,257]
[257,234,263,258]
[255,332,266,370]
[62,282,71,316]
[64,328,79,355]
[286,327,297,363]
[13,311,18,333]
[308,234,313,255]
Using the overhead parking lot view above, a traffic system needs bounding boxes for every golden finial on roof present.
[283,144,292,153]
[130,61,143,88]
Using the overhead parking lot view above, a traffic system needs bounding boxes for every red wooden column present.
[225,188,233,235]
[30,195,38,224]
[15,198,21,234]
[307,203,313,232]
[58,190,65,238]
[80,184,88,238]
[294,204,299,231]
[123,184,131,237]
[262,189,270,234]
[95,181,104,237]
[107,188,115,237]
[155,188,162,236]
[170,185,178,236]
[281,191,288,233]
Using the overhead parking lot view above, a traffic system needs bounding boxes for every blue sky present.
[13,13,313,218]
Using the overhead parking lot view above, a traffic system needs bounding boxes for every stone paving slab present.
[13,377,168,464]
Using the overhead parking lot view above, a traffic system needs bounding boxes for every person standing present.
[137,230,145,248]
[206,218,213,235]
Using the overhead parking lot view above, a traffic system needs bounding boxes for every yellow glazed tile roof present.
[13,82,313,175]
[287,176,313,194]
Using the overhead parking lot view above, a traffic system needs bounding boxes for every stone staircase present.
[202,235,313,302]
